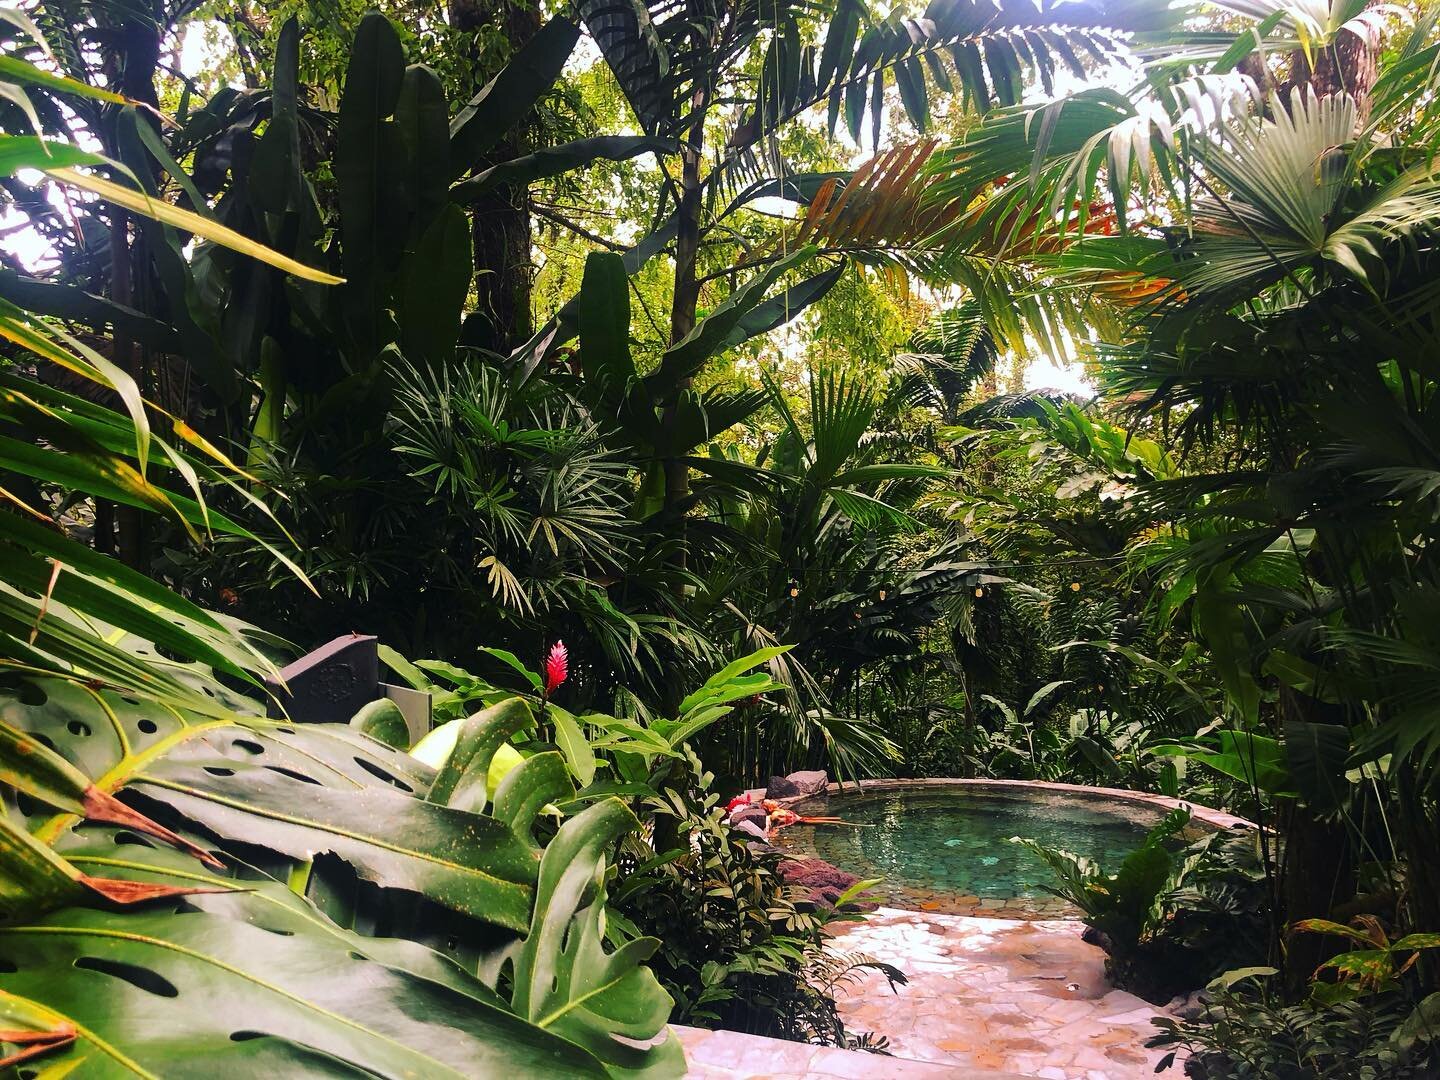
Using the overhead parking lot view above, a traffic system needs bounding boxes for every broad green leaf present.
[396,62,451,225]
[0,816,87,918]
[579,250,637,394]
[678,646,791,714]
[1293,918,1382,945]
[0,896,607,1077]
[0,301,151,472]
[0,817,218,919]
[506,798,683,1076]
[450,17,580,177]
[3,676,538,930]
[1392,933,1440,951]
[0,55,126,105]
[423,697,537,807]
[451,136,675,202]
[479,646,545,691]
[718,263,844,352]
[349,698,410,749]
[1207,966,1279,992]
[493,752,575,847]
[646,247,817,391]
[1186,583,1263,712]
[548,705,598,787]
[0,135,108,179]
[398,203,472,365]
[1283,719,1351,812]
[379,643,433,689]
[1184,730,1295,796]
[136,738,539,931]
[1023,679,1072,718]
[0,267,182,352]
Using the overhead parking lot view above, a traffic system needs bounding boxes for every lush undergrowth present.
[5,0,1440,1075]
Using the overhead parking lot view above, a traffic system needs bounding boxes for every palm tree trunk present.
[662,126,705,517]
[1276,685,1354,997]
[450,0,540,354]
[102,9,162,571]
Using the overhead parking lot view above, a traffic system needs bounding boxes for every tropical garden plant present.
[9,0,1440,1072]
[910,0,1440,1042]
[1015,808,1269,1001]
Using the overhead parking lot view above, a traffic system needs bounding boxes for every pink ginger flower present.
[543,641,568,697]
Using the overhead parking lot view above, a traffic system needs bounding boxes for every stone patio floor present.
[826,908,1182,1079]
[675,1025,1025,1079]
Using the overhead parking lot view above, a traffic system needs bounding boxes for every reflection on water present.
[777,787,1169,914]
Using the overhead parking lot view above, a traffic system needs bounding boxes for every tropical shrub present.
[611,745,898,1045]
[377,641,888,1044]
[1016,809,1269,1002]
[0,655,688,1075]
[1149,970,1440,1080]
[0,35,681,1061]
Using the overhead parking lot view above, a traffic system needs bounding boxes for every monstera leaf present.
[2,674,538,929]
[0,670,685,1077]
[0,836,611,1076]
[502,799,683,1077]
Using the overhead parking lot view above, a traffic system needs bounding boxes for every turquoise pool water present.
[778,785,1176,916]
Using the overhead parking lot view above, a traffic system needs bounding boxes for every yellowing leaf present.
[45,168,344,284]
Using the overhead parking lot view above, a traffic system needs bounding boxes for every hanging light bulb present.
[974,586,985,598]
[789,585,799,598]
[1070,581,1081,592]
[878,589,887,601]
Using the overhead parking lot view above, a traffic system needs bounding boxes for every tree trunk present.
[450,0,540,355]
[661,130,705,518]
[108,210,148,570]
[1304,29,1378,121]
[1276,686,1355,998]
[101,9,162,570]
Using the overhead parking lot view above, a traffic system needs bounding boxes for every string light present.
[789,585,799,598]
[974,587,985,598]
[878,589,887,601]
[1070,581,1081,592]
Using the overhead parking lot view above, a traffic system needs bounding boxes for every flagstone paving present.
[826,907,1182,1079]
[674,1025,1024,1078]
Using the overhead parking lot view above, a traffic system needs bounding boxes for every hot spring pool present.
[777,782,1216,917]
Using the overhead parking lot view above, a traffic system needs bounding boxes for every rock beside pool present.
[766,775,802,797]
[765,770,829,798]
[777,855,876,911]
[729,805,769,831]
[788,770,829,795]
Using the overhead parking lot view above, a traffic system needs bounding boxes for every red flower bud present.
[543,641,568,696]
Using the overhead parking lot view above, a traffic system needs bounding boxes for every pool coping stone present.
[798,777,1255,833]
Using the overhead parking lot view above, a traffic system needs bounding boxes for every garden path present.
[827,908,1181,1079]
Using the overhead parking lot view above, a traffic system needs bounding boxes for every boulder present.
[777,856,875,911]
[765,775,802,798]
[786,770,828,796]
[728,805,769,831]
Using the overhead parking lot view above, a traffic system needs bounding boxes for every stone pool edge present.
[801,776,1256,833]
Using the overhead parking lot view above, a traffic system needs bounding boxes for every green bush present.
[1016,809,1269,1002]
[609,747,901,1046]
[1149,984,1440,1079]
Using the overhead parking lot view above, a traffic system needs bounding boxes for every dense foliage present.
[5,0,1440,1074]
